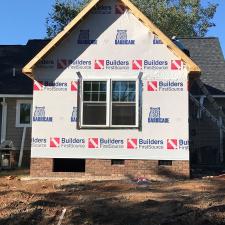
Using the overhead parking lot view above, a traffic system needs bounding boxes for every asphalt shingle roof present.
[180,37,225,95]
[0,40,50,95]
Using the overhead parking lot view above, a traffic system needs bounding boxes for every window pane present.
[84,92,91,101]
[83,103,106,125]
[84,82,91,92]
[92,82,99,92]
[100,82,106,91]
[112,81,121,92]
[20,104,31,124]
[99,92,106,101]
[112,103,136,125]
[92,92,98,101]
[112,91,120,101]
[128,92,135,102]
[128,81,136,92]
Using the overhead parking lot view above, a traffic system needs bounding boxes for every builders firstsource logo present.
[50,137,85,148]
[100,138,124,148]
[33,80,78,92]
[88,138,99,148]
[32,137,47,148]
[127,138,138,149]
[147,80,184,92]
[139,139,164,150]
[167,139,189,150]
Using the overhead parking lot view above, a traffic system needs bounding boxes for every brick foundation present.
[30,158,190,179]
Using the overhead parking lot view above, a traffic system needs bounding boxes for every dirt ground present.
[1,170,225,225]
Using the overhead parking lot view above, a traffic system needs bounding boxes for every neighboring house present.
[181,37,225,167]
[0,40,49,167]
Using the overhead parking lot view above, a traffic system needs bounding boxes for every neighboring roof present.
[0,40,50,95]
[22,0,201,78]
[181,37,225,95]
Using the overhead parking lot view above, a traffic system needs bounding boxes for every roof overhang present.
[22,0,201,79]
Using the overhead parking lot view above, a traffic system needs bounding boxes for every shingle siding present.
[5,98,32,158]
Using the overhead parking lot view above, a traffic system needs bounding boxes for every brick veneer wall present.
[30,158,190,179]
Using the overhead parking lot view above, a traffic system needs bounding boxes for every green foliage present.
[46,0,218,38]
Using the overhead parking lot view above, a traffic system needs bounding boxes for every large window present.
[81,80,138,127]
[16,100,32,127]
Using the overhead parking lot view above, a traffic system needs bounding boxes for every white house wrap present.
[23,0,200,162]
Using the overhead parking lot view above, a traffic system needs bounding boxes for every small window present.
[16,100,32,127]
[158,160,172,166]
[111,159,125,165]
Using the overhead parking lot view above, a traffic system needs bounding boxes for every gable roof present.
[0,40,50,95]
[22,0,201,78]
[180,37,225,95]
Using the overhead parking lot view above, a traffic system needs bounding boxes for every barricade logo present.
[115,30,135,45]
[139,139,164,150]
[153,35,163,45]
[132,60,142,70]
[37,59,54,69]
[33,81,43,91]
[92,5,112,14]
[50,137,60,148]
[71,81,78,91]
[71,107,77,122]
[32,137,47,148]
[147,81,158,91]
[88,138,99,148]
[148,107,169,123]
[167,139,178,150]
[100,138,124,148]
[127,138,137,149]
[115,2,126,14]
[94,60,104,69]
[147,80,184,92]
[77,30,97,44]
[171,60,183,70]
[33,106,53,122]
[57,59,71,69]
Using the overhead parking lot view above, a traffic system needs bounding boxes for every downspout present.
[1,98,7,143]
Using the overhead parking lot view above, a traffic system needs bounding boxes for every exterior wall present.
[30,0,190,178]
[189,97,225,165]
[5,98,32,167]
[30,158,189,179]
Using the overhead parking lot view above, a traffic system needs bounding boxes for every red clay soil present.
[1,171,225,225]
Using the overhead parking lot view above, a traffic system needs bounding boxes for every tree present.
[46,0,218,38]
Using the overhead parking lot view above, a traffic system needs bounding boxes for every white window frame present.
[81,79,110,127]
[110,78,139,128]
[16,100,32,127]
[80,78,139,128]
